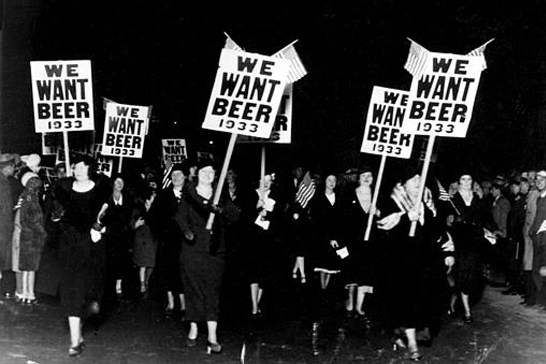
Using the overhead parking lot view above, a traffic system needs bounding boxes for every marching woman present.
[175,162,238,354]
[244,173,283,318]
[448,173,489,323]
[53,155,109,356]
[340,166,378,323]
[310,173,343,290]
[149,164,187,318]
[377,169,452,362]
[11,172,46,304]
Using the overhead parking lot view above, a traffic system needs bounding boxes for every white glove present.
[90,228,102,243]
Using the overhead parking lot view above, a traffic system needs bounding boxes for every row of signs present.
[29,41,486,167]
[30,56,294,163]
[361,49,485,159]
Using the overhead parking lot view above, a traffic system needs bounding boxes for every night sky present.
[3,0,546,182]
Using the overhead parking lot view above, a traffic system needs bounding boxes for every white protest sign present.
[162,139,187,165]
[101,103,149,158]
[30,60,94,133]
[93,144,114,177]
[202,48,289,138]
[361,87,414,159]
[402,53,483,137]
[238,83,293,144]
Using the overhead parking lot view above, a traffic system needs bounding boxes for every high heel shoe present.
[447,308,456,318]
[392,332,407,351]
[464,314,473,324]
[206,341,222,354]
[68,342,84,357]
[186,337,197,347]
[409,350,423,361]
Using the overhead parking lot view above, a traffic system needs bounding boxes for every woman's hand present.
[377,212,402,230]
[135,217,145,229]
[407,208,421,222]
[184,230,195,241]
[330,240,339,249]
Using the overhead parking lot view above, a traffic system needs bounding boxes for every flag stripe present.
[404,40,429,79]
[273,43,307,84]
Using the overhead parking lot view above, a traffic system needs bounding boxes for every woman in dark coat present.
[148,164,187,317]
[11,172,46,304]
[377,171,452,361]
[131,187,157,295]
[340,166,378,320]
[175,163,236,354]
[53,156,109,356]
[100,175,134,302]
[448,174,489,323]
[310,174,343,288]
[244,173,283,317]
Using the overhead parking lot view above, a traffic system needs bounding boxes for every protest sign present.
[402,52,484,137]
[361,87,414,158]
[93,144,114,177]
[202,48,289,138]
[238,83,293,143]
[30,60,94,133]
[101,103,149,158]
[162,139,187,165]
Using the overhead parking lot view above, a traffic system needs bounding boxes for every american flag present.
[272,40,307,84]
[224,32,243,51]
[404,38,429,80]
[161,158,173,190]
[295,171,316,209]
[436,178,461,215]
[436,178,451,202]
[467,38,494,71]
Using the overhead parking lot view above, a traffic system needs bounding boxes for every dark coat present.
[16,183,46,271]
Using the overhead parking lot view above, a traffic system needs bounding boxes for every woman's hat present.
[21,153,41,169]
[0,153,15,168]
[21,171,39,187]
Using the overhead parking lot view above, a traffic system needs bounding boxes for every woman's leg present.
[21,271,29,300]
[356,286,367,315]
[461,292,472,319]
[145,267,153,290]
[250,283,262,314]
[179,293,186,311]
[405,327,422,360]
[15,271,23,300]
[166,291,174,310]
[188,321,198,339]
[28,271,36,300]
[139,267,146,293]
[68,316,82,348]
[346,285,355,312]
[207,321,218,343]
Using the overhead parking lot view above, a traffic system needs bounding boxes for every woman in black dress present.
[54,156,109,356]
[175,163,237,354]
[448,173,488,323]
[101,175,134,302]
[377,171,452,361]
[310,174,343,288]
[244,173,283,317]
[149,164,187,317]
[341,166,377,320]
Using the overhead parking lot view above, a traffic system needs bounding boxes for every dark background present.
[2,0,546,182]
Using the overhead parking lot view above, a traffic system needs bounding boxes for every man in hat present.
[529,170,546,308]
[0,154,16,298]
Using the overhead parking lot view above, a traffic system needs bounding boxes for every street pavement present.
[1,284,546,364]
